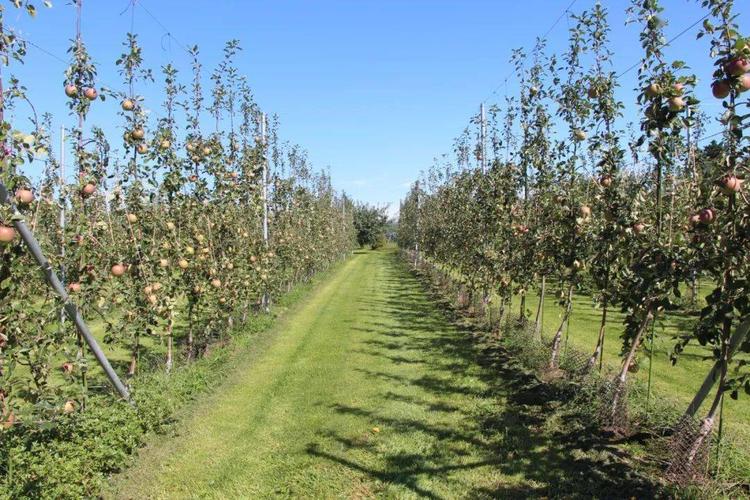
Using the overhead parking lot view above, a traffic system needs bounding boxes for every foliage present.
[352,202,388,249]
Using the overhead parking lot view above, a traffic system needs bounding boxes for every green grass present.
[112,249,665,498]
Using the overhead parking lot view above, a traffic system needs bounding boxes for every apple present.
[529,86,539,96]
[152,282,162,292]
[130,128,145,141]
[147,294,158,305]
[587,86,598,99]
[739,74,750,93]
[699,208,715,224]
[573,129,587,141]
[15,188,34,205]
[599,175,613,188]
[63,400,76,414]
[579,205,592,218]
[2,412,15,429]
[189,174,198,182]
[83,87,98,100]
[633,222,646,234]
[689,213,701,225]
[61,362,74,374]
[159,258,169,268]
[160,139,171,149]
[712,80,731,99]
[137,143,148,154]
[167,222,176,230]
[81,182,96,197]
[186,142,196,152]
[0,225,16,244]
[720,175,743,194]
[111,264,127,277]
[202,146,212,156]
[121,99,135,111]
[64,84,78,97]
[211,278,222,288]
[644,83,661,98]
[68,282,82,293]
[178,259,189,269]
[724,58,750,77]
[186,246,195,255]
[672,82,684,95]
[668,97,685,112]
[126,213,138,224]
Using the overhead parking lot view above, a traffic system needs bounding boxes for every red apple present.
[600,175,613,188]
[15,188,34,205]
[579,205,592,218]
[739,74,750,93]
[111,264,127,277]
[81,183,96,198]
[61,362,74,374]
[83,87,98,100]
[130,128,145,141]
[712,80,731,99]
[136,142,148,154]
[64,84,78,97]
[633,222,646,234]
[68,282,82,293]
[668,97,685,112]
[121,99,135,111]
[644,83,661,98]
[672,83,684,95]
[721,175,743,194]
[0,225,16,244]
[724,58,750,77]
[699,208,715,224]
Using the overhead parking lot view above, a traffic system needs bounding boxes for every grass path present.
[113,249,660,499]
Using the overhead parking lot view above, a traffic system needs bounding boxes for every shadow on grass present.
[306,251,663,498]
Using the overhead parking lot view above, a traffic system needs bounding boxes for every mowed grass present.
[502,282,750,447]
[111,249,663,498]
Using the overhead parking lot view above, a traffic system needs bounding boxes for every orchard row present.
[398,0,748,477]
[0,2,357,428]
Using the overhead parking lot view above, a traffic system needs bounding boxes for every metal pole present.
[414,181,419,267]
[0,182,131,401]
[480,103,486,174]
[59,125,66,327]
[261,113,270,312]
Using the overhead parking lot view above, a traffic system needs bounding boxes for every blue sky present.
[6,1,750,216]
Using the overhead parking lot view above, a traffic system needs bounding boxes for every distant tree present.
[353,203,388,248]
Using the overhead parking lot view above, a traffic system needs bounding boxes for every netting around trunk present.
[665,414,712,485]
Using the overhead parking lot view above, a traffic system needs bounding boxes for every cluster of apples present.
[64,83,98,101]
[644,81,687,112]
[712,57,750,99]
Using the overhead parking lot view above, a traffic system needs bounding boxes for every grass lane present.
[113,249,660,498]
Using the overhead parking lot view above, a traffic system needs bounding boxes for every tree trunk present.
[586,298,608,372]
[549,284,573,368]
[533,275,546,340]
[165,314,174,373]
[609,309,653,420]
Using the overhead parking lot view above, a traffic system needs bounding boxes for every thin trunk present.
[610,308,653,419]
[549,284,573,368]
[586,299,608,372]
[682,317,750,419]
[165,313,174,373]
[533,275,546,340]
